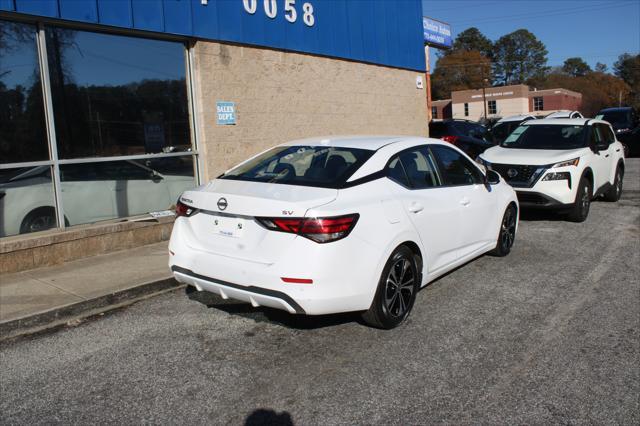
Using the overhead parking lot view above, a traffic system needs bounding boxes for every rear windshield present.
[501,124,587,149]
[220,146,374,188]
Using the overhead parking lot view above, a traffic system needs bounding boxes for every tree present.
[613,53,640,87]
[431,50,492,100]
[493,29,548,85]
[540,72,630,117]
[562,57,591,77]
[595,62,608,73]
[613,53,640,112]
[451,27,493,59]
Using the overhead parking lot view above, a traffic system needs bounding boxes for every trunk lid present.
[178,179,337,264]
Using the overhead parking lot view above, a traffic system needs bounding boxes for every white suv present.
[478,118,625,222]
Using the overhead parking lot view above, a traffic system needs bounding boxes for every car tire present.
[488,204,517,257]
[567,176,592,222]
[603,166,623,202]
[19,207,57,234]
[361,245,419,329]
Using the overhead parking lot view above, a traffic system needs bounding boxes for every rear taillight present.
[441,135,459,144]
[256,214,359,243]
[175,200,198,217]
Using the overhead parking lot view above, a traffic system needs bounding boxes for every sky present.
[422,0,640,72]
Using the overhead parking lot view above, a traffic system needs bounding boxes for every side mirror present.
[596,142,608,152]
[486,170,501,185]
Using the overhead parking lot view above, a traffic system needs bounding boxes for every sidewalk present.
[0,241,180,340]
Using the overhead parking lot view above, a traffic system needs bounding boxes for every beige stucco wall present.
[191,41,428,180]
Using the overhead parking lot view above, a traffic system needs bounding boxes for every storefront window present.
[1,21,198,238]
[59,157,195,226]
[0,20,49,164]
[45,28,191,159]
[0,166,57,237]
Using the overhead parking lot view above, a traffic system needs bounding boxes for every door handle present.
[605,154,610,157]
[460,198,470,206]
[408,202,424,213]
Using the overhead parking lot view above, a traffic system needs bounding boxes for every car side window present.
[429,145,484,186]
[597,124,615,144]
[386,156,410,187]
[398,147,440,189]
[589,125,602,148]
[386,147,440,189]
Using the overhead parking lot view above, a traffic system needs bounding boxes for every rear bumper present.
[172,266,306,314]
[168,218,382,315]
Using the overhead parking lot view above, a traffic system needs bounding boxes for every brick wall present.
[192,41,428,179]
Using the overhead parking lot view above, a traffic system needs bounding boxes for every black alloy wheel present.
[362,245,419,329]
[567,176,592,222]
[383,257,416,318]
[489,205,517,257]
[604,166,623,202]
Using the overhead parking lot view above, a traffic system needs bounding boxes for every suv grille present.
[516,192,550,205]
[489,163,545,187]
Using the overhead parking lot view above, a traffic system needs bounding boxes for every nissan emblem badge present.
[217,197,228,211]
[507,168,518,178]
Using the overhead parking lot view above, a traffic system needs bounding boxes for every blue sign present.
[216,102,236,125]
[0,0,426,72]
[423,17,452,49]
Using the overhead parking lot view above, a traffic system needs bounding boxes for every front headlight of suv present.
[551,158,579,168]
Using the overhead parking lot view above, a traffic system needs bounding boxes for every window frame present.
[533,96,544,111]
[0,19,201,237]
[487,100,497,115]
[428,144,486,187]
[385,144,486,190]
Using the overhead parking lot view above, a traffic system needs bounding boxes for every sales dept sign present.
[216,101,236,125]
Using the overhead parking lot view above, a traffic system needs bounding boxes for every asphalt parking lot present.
[1,160,638,425]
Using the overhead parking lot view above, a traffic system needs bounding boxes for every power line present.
[424,1,502,14]
[449,1,629,26]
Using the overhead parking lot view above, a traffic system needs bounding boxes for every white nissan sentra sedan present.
[169,136,518,328]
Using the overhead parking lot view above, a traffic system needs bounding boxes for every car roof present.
[545,110,582,118]
[599,107,633,112]
[497,114,535,123]
[525,118,610,126]
[278,135,423,150]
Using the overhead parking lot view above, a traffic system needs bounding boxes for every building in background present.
[436,84,582,121]
[431,99,452,120]
[0,0,428,271]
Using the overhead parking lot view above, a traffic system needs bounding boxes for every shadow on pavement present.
[185,287,361,330]
[245,409,294,426]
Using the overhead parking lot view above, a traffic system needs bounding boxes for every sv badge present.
[282,210,294,216]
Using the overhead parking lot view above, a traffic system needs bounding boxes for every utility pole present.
[482,78,488,122]
[425,45,432,124]
[480,64,489,122]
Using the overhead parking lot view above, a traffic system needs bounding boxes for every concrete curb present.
[0,278,183,342]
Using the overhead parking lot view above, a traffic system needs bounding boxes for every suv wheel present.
[362,246,419,329]
[567,176,592,222]
[603,166,623,202]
